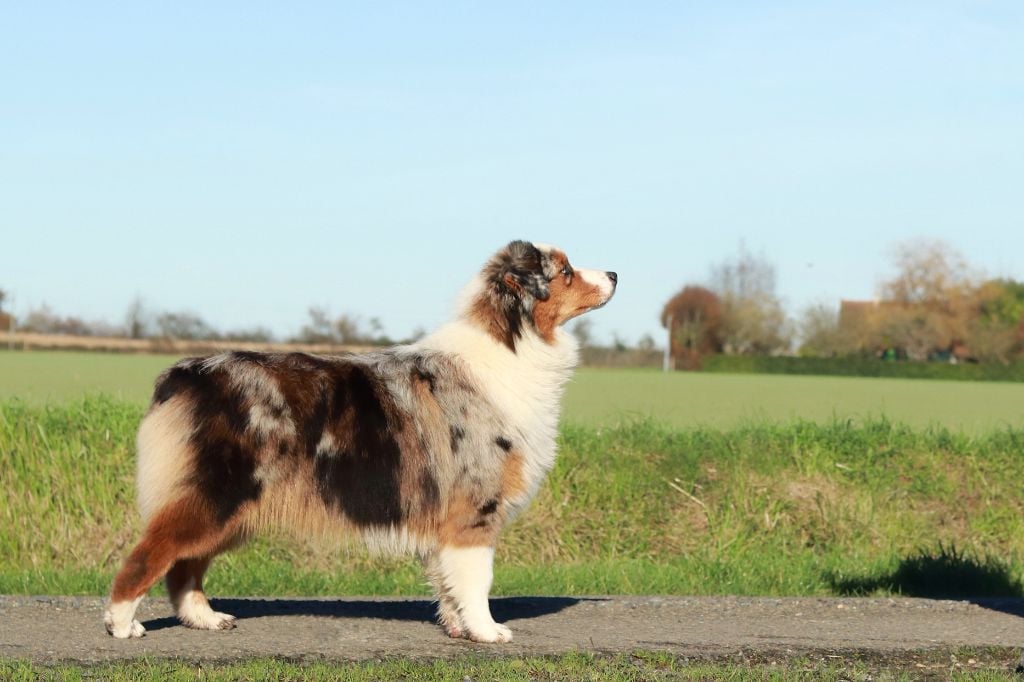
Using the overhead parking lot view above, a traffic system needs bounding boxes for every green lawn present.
[564,367,1024,434]
[2,351,1023,432]
[0,350,176,404]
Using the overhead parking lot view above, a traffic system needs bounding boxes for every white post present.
[6,296,14,351]
[663,312,673,372]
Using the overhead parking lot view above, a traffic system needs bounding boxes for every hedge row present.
[701,355,1024,382]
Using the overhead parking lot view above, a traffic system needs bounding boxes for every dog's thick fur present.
[104,240,616,643]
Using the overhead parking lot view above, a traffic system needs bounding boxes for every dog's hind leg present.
[104,500,234,639]
[166,555,236,631]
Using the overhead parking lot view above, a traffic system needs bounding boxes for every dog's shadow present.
[143,596,589,633]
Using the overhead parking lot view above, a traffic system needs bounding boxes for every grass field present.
[565,367,1024,433]
[3,394,1024,598]
[2,350,1023,432]
[3,649,1019,681]
[0,350,175,404]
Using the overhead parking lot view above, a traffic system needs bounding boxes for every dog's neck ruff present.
[417,319,578,421]
[415,314,578,487]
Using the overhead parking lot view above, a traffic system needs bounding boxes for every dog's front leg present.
[433,545,511,643]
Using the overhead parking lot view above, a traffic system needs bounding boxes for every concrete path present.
[2,595,1023,664]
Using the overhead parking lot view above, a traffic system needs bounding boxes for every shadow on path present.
[143,596,590,633]
[827,544,1024,619]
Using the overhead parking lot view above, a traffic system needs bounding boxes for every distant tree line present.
[7,297,410,347]
[568,317,660,368]
[662,239,1024,370]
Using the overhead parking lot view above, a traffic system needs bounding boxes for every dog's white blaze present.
[576,267,615,299]
[435,546,510,642]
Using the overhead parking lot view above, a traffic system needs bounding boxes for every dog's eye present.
[561,266,572,277]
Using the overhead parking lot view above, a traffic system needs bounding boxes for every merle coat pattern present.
[105,240,617,643]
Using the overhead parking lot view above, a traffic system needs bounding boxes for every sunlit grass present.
[3,350,1024,432]
[3,396,1023,598]
[2,649,1020,681]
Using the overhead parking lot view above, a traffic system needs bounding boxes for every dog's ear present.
[503,269,550,301]
[502,240,550,301]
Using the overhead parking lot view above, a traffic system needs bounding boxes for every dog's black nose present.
[606,271,618,285]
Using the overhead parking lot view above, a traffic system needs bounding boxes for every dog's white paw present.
[179,607,237,631]
[212,612,237,630]
[104,601,146,639]
[437,601,464,639]
[493,622,513,642]
[104,614,146,639]
[176,590,237,631]
[465,620,513,643]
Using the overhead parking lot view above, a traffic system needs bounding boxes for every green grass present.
[3,351,1024,432]
[563,367,1024,433]
[0,350,177,404]
[2,649,1020,681]
[3,395,1024,597]
[703,353,1024,382]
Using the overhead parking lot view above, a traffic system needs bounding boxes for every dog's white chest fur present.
[417,320,579,501]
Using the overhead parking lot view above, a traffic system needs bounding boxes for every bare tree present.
[155,311,219,340]
[881,239,973,306]
[708,244,790,355]
[19,304,120,336]
[875,307,946,362]
[333,313,363,344]
[710,242,777,303]
[223,326,275,343]
[876,239,978,359]
[637,333,657,352]
[296,307,336,344]
[294,308,392,345]
[335,313,392,345]
[570,318,595,348]
[799,303,844,357]
[124,297,150,339]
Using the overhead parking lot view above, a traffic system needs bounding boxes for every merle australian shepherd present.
[104,240,616,643]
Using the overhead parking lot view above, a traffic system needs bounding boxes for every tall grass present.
[2,396,1023,597]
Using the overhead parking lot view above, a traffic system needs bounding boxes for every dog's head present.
[468,240,617,350]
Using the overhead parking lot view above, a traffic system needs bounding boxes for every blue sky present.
[3,1,1022,344]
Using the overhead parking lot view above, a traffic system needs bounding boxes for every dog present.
[104,240,616,643]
